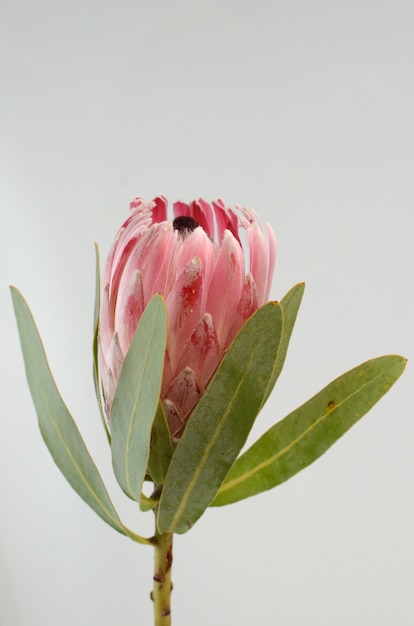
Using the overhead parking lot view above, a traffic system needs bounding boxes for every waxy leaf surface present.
[157,301,283,534]
[110,295,167,501]
[92,244,111,443]
[212,355,406,506]
[148,401,174,486]
[261,282,304,407]
[10,288,130,537]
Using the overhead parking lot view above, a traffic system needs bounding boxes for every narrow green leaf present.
[261,282,305,407]
[110,295,167,502]
[92,243,111,444]
[9,287,138,538]
[148,401,174,486]
[157,301,284,534]
[212,355,407,506]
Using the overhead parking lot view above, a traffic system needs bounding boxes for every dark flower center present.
[173,216,200,235]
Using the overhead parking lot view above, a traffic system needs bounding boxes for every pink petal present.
[151,195,168,223]
[114,269,145,355]
[172,201,190,218]
[206,230,244,347]
[176,313,220,390]
[162,399,183,440]
[102,367,116,417]
[104,332,124,415]
[168,227,215,302]
[108,237,138,307]
[105,216,151,299]
[264,222,277,300]
[173,200,214,239]
[113,199,165,282]
[130,197,143,210]
[110,221,168,309]
[225,273,259,348]
[212,200,240,244]
[164,367,201,436]
[195,199,215,238]
[238,204,262,228]
[238,274,260,320]
[188,199,214,239]
[117,202,155,259]
[161,350,174,398]
[138,223,176,301]
[166,256,205,371]
[247,221,268,304]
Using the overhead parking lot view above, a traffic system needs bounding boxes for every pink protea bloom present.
[99,196,276,439]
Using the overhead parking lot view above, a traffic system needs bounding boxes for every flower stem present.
[152,523,173,626]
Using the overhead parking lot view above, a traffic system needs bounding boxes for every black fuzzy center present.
[173,216,200,235]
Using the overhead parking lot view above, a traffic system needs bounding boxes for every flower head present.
[99,196,276,438]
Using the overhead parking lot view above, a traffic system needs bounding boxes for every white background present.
[1,1,413,625]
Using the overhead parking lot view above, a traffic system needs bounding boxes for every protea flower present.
[99,196,276,438]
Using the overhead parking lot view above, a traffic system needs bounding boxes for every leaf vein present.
[168,346,258,530]
[219,364,394,494]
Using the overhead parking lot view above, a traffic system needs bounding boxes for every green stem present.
[152,522,173,626]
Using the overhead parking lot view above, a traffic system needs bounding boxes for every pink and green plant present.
[11,196,406,625]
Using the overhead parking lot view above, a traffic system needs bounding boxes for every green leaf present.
[92,243,111,444]
[212,355,407,506]
[10,287,148,541]
[110,295,167,502]
[148,401,174,486]
[157,301,284,534]
[261,282,305,407]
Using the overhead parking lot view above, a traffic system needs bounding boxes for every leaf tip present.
[388,354,408,369]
